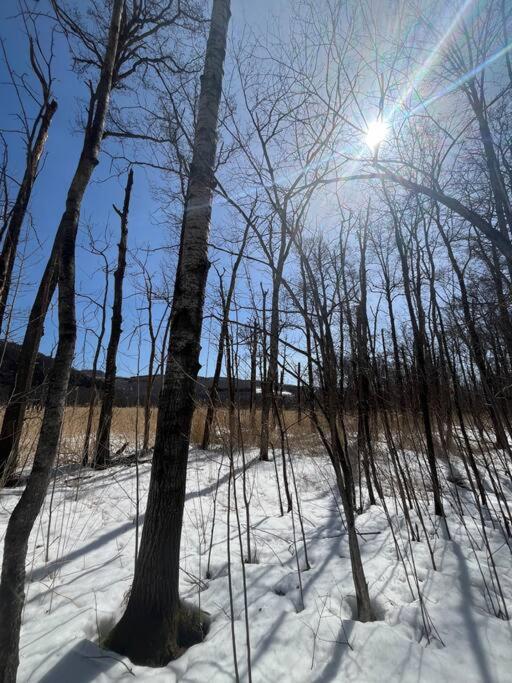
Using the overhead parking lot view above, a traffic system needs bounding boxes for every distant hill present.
[0,342,298,408]
[0,341,94,404]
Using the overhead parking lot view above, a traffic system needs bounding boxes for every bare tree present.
[0,1,124,678]
[106,0,231,665]
[137,266,170,454]
[81,232,110,466]
[0,0,197,482]
[93,168,133,468]
[201,218,251,450]
[0,20,57,336]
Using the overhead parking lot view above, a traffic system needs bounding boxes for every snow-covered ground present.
[1,447,512,682]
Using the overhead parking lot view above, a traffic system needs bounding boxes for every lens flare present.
[365,120,388,149]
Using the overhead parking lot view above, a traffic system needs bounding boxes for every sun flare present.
[365,119,388,149]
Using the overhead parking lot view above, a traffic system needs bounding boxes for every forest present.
[0,0,512,681]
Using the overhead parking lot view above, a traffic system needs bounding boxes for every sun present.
[365,119,388,149]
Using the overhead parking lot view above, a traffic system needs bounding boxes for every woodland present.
[0,0,512,681]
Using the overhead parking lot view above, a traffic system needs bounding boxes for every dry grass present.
[190,405,320,452]
[7,402,470,474]
[3,405,157,469]
[7,404,321,467]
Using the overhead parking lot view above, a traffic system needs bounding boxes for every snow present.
[1,447,512,682]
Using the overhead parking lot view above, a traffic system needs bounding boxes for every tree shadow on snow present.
[311,619,355,682]
[452,541,494,683]
[37,639,131,682]
[30,453,260,582]
[29,517,143,581]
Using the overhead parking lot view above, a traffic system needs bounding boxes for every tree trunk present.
[296,362,302,422]
[0,2,122,485]
[434,211,510,449]
[82,261,109,466]
[106,0,231,665]
[355,221,376,506]
[142,351,156,453]
[0,99,57,335]
[201,221,249,450]
[392,214,444,517]
[0,3,123,676]
[94,169,133,468]
[142,297,157,454]
[249,320,258,428]
[0,247,59,484]
[260,255,285,460]
[326,334,374,622]
[0,196,77,683]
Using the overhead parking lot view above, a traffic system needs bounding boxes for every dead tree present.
[142,273,157,454]
[201,219,250,450]
[0,32,57,335]
[94,168,133,468]
[140,267,170,454]
[355,214,376,506]
[390,200,444,517]
[0,1,124,678]
[0,139,8,241]
[295,235,375,622]
[106,0,231,665]
[249,319,258,427]
[82,233,110,466]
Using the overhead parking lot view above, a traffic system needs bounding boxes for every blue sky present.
[3,0,501,381]
[0,0,288,378]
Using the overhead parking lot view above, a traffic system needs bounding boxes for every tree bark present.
[106,0,231,665]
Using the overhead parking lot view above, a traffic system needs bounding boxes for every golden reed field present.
[5,405,322,470]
